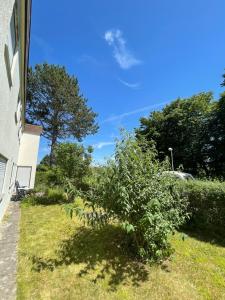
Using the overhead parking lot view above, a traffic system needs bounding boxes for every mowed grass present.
[17,203,225,300]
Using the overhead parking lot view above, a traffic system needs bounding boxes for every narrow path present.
[0,201,20,300]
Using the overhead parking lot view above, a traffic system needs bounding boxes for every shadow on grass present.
[181,224,225,248]
[31,225,149,290]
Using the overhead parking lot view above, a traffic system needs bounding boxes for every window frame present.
[15,94,21,124]
[4,1,19,87]
[9,2,19,65]
[0,155,8,195]
[16,166,32,189]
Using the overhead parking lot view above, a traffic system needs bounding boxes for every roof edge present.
[24,0,32,93]
[24,123,43,135]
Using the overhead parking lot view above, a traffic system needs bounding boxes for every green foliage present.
[54,142,92,189]
[64,201,109,228]
[46,188,66,204]
[34,170,49,190]
[39,154,51,167]
[35,169,63,190]
[136,92,220,177]
[76,134,189,261]
[35,142,93,191]
[27,63,98,165]
[178,180,225,235]
[22,188,67,206]
[206,92,225,178]
[36,164,49,172]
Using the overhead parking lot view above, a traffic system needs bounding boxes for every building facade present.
[0,0,41,221]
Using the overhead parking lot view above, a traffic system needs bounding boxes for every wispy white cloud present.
[77,54,98,64]
[77,54,104,66]
[118,78,141,89]
[104,29,142,69]
[93,141,115,149]
[32,34,53,61]
[102,101,168,123]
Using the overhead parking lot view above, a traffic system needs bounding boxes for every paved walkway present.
[0,201,20,300]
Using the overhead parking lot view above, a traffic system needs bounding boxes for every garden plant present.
[66,134,189,262]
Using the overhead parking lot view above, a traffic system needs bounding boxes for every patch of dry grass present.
[17,204,225,300]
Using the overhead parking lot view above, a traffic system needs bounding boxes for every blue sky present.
[29,0,225,164]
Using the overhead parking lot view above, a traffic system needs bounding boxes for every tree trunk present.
[201,162,209,177]
[49,135,57,167]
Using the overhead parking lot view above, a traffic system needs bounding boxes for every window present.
[15,95,21,124]
[18,125,22,143]
[16,166,32,188]
[4,1,19,86]
[0,155,7,194]
[8,2,19,65]
[10,163,17,190]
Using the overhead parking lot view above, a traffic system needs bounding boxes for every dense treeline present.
[136,85,225,178]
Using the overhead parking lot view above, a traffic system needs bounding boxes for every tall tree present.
[206,73,225,177]
[136,92,214,176]
[26,63,98,165]
[207,91,225,177]
[208,74,225,178]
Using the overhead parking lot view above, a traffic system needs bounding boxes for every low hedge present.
[35,170,63,190]
[22,188,67,206]
[178,180,225,234]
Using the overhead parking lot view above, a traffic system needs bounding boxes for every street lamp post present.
[168,147,174,171]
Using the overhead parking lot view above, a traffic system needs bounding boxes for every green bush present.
[35,143,93,192]
[35,169,63,190]
[46,188,66,204]
[54,142,92,189]
[80,134,189,262]
[178,180,225,234]
[34,171,48,190]
[22,188,67,206]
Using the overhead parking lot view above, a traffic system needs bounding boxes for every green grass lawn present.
[17,203,225,300]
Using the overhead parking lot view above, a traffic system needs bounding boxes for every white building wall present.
[17,130,41,189]
[0,0,22,221]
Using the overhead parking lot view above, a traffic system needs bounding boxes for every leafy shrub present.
[45,169,64,187]
[178,180,225,234]
[34,171,48,190]
[36,164,50,172]
[22,188,67,206]
[35,143,93,191]
[54,143,92,189]
[46,188,66,204]
[35,169,64,190]
[71,134,189,262]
